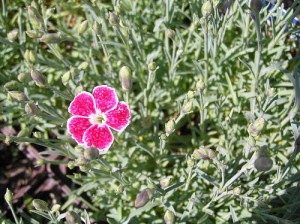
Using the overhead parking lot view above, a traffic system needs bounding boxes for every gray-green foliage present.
[1,0,300,223]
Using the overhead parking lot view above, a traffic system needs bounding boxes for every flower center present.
[89,112,106,125]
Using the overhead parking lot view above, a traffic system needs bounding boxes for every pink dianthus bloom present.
[67,85,131,153]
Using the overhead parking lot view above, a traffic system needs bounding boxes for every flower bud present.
[25,50,37,64]
[51,204,61,213]
[120,26,129,38]
[193,146,216,160]
[160,133,167,140]
[8,91,28,101]
[134,188,153,208]
[33,132,42,138]
[31,70,47,87]
[25,102,39,116]
[74,145,84,154]
[187,158,194,167]
[196,79,205,92]
[75,156,88,166]
[67,161,75,169]
[167,29,176,40]
[119,66,132,91]
[75,85,84,95]
[115,185,124,194]
[202,1,213,18]
[40,33,62,44]
[18,72,30,83]
[26,30,43,38]
[247,136,256,147]
[250,0,263,13]
[165,119,175,135]
[7,29,18,42]
[36,159,45,166]
[78,61,89,70]
[160,177,171,189]
[232,186,241,195]
[254,156,273,172]
[182,100,193,113]
[247,118,265,137]
[5,189,13,204]
[92,21,101,35]
[78,20,89,34]
[109,12,119,26]
[187,90,194,99]
[164,210,175,224]
[32,199,49,211]
[83,147,99,160]
[28,6,43,29]
[79,164,90,172]
[4,80,19,90]
[148,61,157,71]
[65,211,81,224]
[62,71,71,85]
[267,88,276,98]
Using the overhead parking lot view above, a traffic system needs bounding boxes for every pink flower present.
[67,85,131,153]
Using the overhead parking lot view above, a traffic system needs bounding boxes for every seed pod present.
[4,189,13,204]
[193,146,216,160]
[8,91,28,101]
[109,12,119,26]
[148,61,157,71]
[25,102,39,116]
[32,199,49,211]
[254,156,273,171]
[247,117,265,137]
[167,29,176,40]
[165,119,175,135]
[40,33,62,44]
[78,20,89,34]
[83,147,99,160]
[28,6,43,29]
[134,188,153,208]
[160,177,171,189]
[31,70,47,87]
[7,29,18,42]
[182,100,193,113]
[26,30,43,38]
[65,211,81,224]
[202,1,213,18]
[164,210,175,224]
[119,66,132,91]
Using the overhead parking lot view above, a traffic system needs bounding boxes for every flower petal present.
[105,102,131,131]
[67,116,92,144]
[93,85,118,113]
[68,92,96,116]
[83,124,114,152]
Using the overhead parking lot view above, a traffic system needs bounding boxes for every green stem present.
[8,203,19,224]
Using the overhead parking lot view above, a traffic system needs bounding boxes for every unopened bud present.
[267,88,276,98]
[31,70,47,87]
[83,147,99,160]
[120,26,129,37]
[134,188,153,208]
[40,33,62,44]
[148,61,157,71]
[8,91,28,101]
[51,204,61,213]
[92,21,101,34]
[78,20,89,34]
[4,80,19,90]
[79,164,90,172]
[187,158,194,167]
[18,72,30,83]
[67,161,75,169]
[254,156,273,171]
[75,85,84,95]
[119,66,132,91]
[62,71,71,85]
[248,118,265,137]
[187,90,194,99]
[36,159,45,166]
[5,189,13,204]
[247,136,256,147]
[115,185,124,194]
[167,29,176,40]
[202,1,213,17]
[165,119,175,135]
[196,79,205,92]
[160,177,171,189]
[25,50,37,64]
[26,30,43,38]
[193,146,216,160]
[32,199,49,211]
[74,145,84,154]
[28,6,43,29]
[232,187,241,195]
[25,102,39,116]
[109,12,119,26]
[78,61,89,70]
[164,210,175,224]
[182,100,193,113]
[75,156,88,166]
[33,132,42,138]
[7,29,18,42]
[250,0,263,13]
[65,211,81,224]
